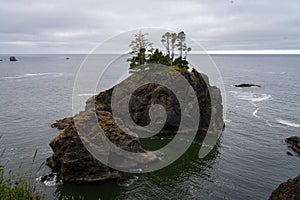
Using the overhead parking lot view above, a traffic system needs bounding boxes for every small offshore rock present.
[9,56,18,61]
[286,152,293,156]
[285,136,300,154]
[234,83,261,88]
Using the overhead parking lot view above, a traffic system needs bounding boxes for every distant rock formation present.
[234,83,261,88]
[47,68,224,183]
[269,175,300,200]
[9,56,18,61]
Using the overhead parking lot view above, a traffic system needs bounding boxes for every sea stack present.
[47,68,225,183]
[9,56,18,61]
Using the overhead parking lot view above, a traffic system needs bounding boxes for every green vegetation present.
[128,31,191,71]
[0,165,45,200]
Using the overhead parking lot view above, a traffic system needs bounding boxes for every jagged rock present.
[269,175,300,200]
[51,117,73,129]
[234,83,261,88]
[285,136,300,154]
[48,68,224,183]
[47,110,159,182]
[9,56,18,61]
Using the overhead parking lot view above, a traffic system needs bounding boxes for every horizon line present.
[1,50,300,55]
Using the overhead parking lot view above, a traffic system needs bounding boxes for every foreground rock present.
[9,56,18,61]
[269,175,300,200]
[234,83,261,88]
[285,136,300,155]
[47,110,160,182]
[48,68,224,183]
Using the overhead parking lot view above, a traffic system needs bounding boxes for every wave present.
[266,71,286,75]
[0,72,64,81]
[277,119,300,128]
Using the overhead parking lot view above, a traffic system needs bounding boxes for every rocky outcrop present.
[47,68,224,183]
[9,56,18,61]
[234,83,261,88]
[85,68,224,135]
[47,110,158,182]
[285,136,300,155]
[51,117,73,129]
[269,175,300,200]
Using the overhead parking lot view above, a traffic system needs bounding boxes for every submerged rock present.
[9,56,18,61]
[48,68,224,183]
[269,175,300,200]
[234,83,261,88]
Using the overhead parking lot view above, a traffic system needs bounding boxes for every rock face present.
[234,83,261,88]
[269,175,300,200]
[85,69,224,135]
[9,56,18,61]
[285,136,300,155]
[48,68,224,183]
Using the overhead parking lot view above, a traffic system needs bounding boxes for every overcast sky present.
[1,0,300,54]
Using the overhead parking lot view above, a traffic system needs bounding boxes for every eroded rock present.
[269,175,300,200]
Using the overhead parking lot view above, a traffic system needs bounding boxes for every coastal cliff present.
[47,68,224,183]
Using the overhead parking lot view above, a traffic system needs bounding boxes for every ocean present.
[0,54,299,199]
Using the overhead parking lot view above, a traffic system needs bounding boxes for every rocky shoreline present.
[47,68,224,183]
[269,136,300,199]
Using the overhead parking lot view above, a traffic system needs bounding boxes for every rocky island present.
[46,31,224,183]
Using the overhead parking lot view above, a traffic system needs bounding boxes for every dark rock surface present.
[285,136,300,154]
[85,68,224,135]
[48,68,224,183]
[269,175,300,200]
[234,83,261,88]
[9,56,18,61]
[51,117,73,129]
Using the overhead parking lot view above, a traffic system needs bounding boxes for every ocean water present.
[0,54,299,199]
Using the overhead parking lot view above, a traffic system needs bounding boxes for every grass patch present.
[0,165,45,200]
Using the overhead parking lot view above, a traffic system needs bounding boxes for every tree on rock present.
[176,31,191,59]
[127,31,154,70]
[161,32,177,62]
[148,49,171,66]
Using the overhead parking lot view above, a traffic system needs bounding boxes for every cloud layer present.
[1,0,299,53]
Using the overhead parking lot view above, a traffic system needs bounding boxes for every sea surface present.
[0,54,299,199]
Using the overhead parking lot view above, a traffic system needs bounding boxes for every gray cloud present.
[0,0,299,53]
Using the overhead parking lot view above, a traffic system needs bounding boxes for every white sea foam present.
[224,118,231,123]
[277,119,300,128]
[236,92,271,102]
[0,72,64,81]
[252,108,260,118]
[77,93,97,97]
[36,174,62,187]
